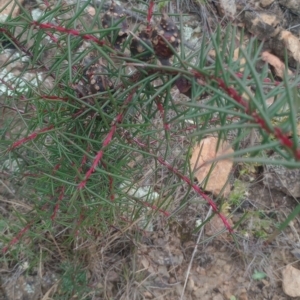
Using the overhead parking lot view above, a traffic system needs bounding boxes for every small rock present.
[193,283,209,298]
[157,265,169,279]
[291,248,300,260]
[243,11,281,40]
[282,265,300,297]
[148,249,183,266]
[107,270,119,282]
[260,0,275,7]
[175,284,184,296]
[239,289,248,300]
[187,278,195,291]
[223,264,231,273]
[264,156,300,197]
[169,277,176,284]
[144,291,153,299]
[262,288,269,299]
[212,294,224,300]
[215,0,236,18]
[196,266,206,275]
[3,275,41,300]
[261,279,270,287]
[279,0,300,15]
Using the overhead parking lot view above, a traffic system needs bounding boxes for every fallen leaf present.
[190,137,234,197]
[261,51,292,79]
[282,265,300,297]
[0,0,22,18]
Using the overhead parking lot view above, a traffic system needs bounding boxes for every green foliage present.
[58,262,89,298]
[252,270,267,280]
[228,179,247,207]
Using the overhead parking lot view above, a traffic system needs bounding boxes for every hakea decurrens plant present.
[4,1,300,255]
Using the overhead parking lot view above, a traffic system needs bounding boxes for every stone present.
[279,0,300,15]
[260,0,275,7]
[2,275,41,300]
[264,156,300,197]
[148,249,183,266]
[216,0,236,18]
[212,294,224,300]
[243,11,281,40]
[282,265,300,297]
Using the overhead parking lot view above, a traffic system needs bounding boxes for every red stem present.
[192,69,300,161]
[156,157,233,232]
[155,99,170,130]
[122,131,230,229]
[8,125,54,151]
[147,1,155,30]
[51,186,65,220]
[2,223,32,253]
[32,21,105,46]
[78,89,137,189]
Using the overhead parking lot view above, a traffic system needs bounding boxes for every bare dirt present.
[1,177,300,299]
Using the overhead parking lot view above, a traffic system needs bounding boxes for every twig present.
[180,207,212,300]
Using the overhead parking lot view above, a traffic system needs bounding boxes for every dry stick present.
[180,206,213,300]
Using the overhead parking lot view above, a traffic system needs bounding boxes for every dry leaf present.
[190,137,233,197]
[282,265,300,297]
[0,0,22,17]
[261,51,292,78]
